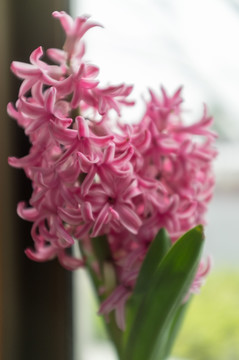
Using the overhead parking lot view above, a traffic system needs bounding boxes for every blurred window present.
[71,1,239,359]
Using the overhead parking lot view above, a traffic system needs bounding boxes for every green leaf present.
[123,225,204,360]
[124,228,171,343]
[134,228,171,295]
[157,300,190,360]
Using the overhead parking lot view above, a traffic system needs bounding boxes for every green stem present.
[105,313,123,359]
[78,240,123,359]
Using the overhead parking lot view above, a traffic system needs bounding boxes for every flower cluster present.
[8,11,217,330]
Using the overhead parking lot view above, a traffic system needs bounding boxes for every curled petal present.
[74,15,102,39]
[113,146,134,165]
[10,61,40,78]
[99,285,131,330]
[18,97,44,118]
[56,224,75,246]
[84,63,99,78]
[42,74,74,97]
[78,152,99,172]
[25,245,56,262]
[52,11,74,34]
[184,256,213,302]
[47,48,67,64]
[31,82,44,105]
[133,129,151,153]
[90,133,114,146]
[108,207,120,221]
[75,222,92,238]
[117,204,142,234]
[102,143,115,163]
[45,87,56,114]
[81,166,97,196]
[58,207,82,226]
[19,78,39,97]
[30,46,44,65]
[158,137,178,153]
[17,202,39,221]
[58,250,84,270]
[76,116,90,138]
[123,179,141,199]
[174,104,217,139]
[8,150,41,168]
[99,285,127,314]
[50,120,77,144]
[178,201,197,219]
[81,201,94,222]
[138,176,159,190]
[7,102,19,119]
[198,256,213,277]
[91,203,109,237]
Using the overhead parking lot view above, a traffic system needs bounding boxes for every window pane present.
[70,1,239,359]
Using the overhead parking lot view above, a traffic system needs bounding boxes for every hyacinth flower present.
[8,11,217,360]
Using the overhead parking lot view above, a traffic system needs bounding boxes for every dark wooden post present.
[0,1,74,360]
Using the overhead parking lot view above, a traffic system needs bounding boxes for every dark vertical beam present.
[0,1,16,359]
[0,1,73,360]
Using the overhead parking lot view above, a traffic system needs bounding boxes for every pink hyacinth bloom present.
[8,11,217,331]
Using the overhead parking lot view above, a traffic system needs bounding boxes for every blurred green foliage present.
[172,268,239,360]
